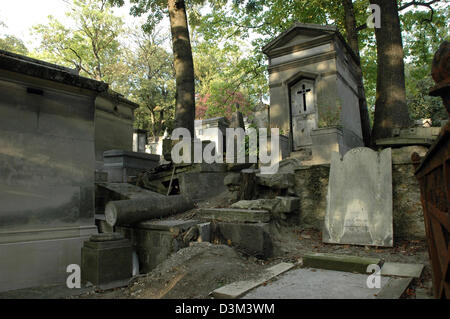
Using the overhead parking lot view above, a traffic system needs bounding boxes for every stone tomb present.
[116,220,201,273]
[323,148,393,247]
[0,50,105,292]
[262,23,365,163]
[103,149,160,182]
[195,117,230,158]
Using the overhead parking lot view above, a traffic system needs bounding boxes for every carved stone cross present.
[297,84,311,112]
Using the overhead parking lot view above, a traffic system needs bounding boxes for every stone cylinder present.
[105,193,194,226]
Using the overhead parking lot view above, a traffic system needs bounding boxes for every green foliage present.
[0,35,29,55]
[193,40,264,120]
[0,21,29,55]
[401,5,449,125]
[126,29,176,137]
[32,0,125,86]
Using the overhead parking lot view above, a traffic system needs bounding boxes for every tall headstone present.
[323,147,393,247]
[263,23,364,163]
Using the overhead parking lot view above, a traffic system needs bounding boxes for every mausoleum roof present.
[262,22,359,65]
[0,49,108,92]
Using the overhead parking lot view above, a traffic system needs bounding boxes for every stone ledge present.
[198,208,270,223]
[302,252,381,274]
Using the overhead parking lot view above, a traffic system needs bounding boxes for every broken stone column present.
[105,192,194,226]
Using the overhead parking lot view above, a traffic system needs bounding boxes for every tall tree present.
[342,0,372,146]
[168,0,195,135]
[369,0,412,141]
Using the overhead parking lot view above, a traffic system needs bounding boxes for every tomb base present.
[81,233,132,289]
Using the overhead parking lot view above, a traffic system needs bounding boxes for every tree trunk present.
[168,0,195,137]
[369,0,412,142]
[239,169,257,200]
[342,0,372,146]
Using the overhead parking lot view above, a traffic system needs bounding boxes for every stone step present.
[302,252,381,274]
[197,208,270,223]
[211,262,297,299]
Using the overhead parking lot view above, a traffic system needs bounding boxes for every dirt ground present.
[73,192,432,299]
[73,225,431,299]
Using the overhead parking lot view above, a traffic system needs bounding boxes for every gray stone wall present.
[293,159,426,240]
[0,71,98,292]
[294,165,330,229]
[0,73,96,231]
[95,95,135,168]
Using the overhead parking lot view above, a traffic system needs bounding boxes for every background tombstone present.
[133,129,148,153]
[323,147,393,247]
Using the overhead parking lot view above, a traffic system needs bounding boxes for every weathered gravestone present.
[323,147,393,247]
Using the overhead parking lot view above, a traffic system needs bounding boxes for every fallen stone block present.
[380,262,424,278]
[198,208,270,223]
[302,252,381,274]
[215,222,273,258]
[224,173,241,186]
[256,173,295,189]
[274,196,300,214]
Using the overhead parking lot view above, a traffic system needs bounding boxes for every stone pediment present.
[262,23,337,57]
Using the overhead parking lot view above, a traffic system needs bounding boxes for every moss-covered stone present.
[303,252,381,274]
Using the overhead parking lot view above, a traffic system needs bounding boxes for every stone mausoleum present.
[0,50,139,292]
[263,23,365,163]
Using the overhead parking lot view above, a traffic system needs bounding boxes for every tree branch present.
[398,0,441,11]
[356,0,441,31]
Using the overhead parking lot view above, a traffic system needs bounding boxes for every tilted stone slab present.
[302,252,381,274]
[323,148,393,247]
[376,277,413,299]
[198,208,270,223]
[275,196,300,214]
[231,199,279,212]
[136,219,200,235]
[231,197,300,214]
[256,173,295,189]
